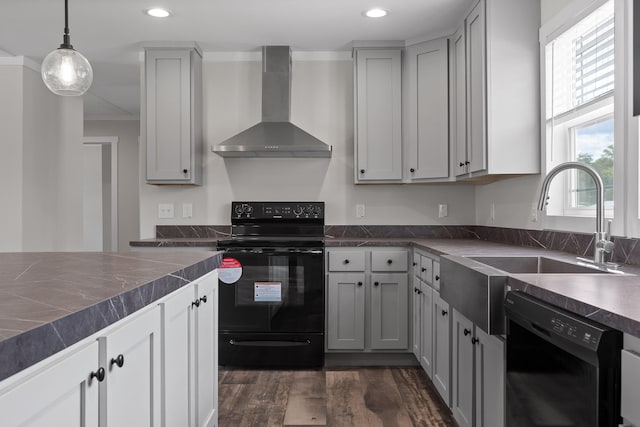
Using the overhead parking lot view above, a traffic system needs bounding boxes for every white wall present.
[84,120,140,250]
[138,58,476,238]
[0,66,24,251]
[541,0,576,24]
[0,63,85,252]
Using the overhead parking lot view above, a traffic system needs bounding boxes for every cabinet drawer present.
[328,251,365,271]
[372,251,408,272]
[622,349,640,426]
[420,256,433,284]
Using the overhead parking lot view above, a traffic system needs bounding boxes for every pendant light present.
[41,0,93,96]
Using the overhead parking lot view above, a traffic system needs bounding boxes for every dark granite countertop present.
[0,251,223,381]
[130,238,220,247]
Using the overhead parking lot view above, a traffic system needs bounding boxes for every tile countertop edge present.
[0,252,223,382]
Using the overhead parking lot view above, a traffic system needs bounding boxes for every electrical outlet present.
[182,203,193,218]
[438,204,448,218]
[490,203,496,221]
[356,204,365,218]
[158,203,174,219]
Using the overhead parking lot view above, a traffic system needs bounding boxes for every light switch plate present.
[356,204,365,218]
[438,204,448,218]
[182,203,193,218]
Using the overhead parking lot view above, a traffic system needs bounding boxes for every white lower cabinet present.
[160,270,218,427]
[0,341,100,427]
[0,271,218,427]
[326,248,409,352]
[452,308,504,427]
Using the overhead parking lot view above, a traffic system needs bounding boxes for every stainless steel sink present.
[468,256,611,274]
[440,255,618,335]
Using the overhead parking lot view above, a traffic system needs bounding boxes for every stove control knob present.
[234,204,244,215]
[293,206,304,216]
[243,204,253,214]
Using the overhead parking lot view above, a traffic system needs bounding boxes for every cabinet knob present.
[414,287,419,293]
[417,289,422,295]
[387,259,393,264]
[374,281,379,287]
[360,169,365,174]
[459,162,465,167]
[441,309,448,316]
[412,262,417,266]
[357,281,363,287]
[435,275,440,281]
[410,168,415,173]
[421,267,426,272]
[110,354,124,369]
[183,168,188,174]
[471,337,480,345]
[464,328,471,336]
[465,161,470,165]
[200,295,207,304]
[344,259,350,264]
[192,299,201,308]
[90,367,105,382]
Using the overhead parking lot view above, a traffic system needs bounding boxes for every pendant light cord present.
[61,0,73,49]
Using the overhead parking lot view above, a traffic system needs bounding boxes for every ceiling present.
[0,0,471,119]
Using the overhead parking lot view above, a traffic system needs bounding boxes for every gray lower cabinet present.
[370,273,409,350]
[412,275,422,358]
[326,248,409,352]
[432,290,451,407]
[327,273,366,350]
[452,307,505,427]
[419,282,433,376]
[452,308,475,427]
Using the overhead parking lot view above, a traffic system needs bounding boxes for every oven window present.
[506,321,597,427]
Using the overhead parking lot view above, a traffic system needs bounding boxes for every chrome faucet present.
[537,161,614,265]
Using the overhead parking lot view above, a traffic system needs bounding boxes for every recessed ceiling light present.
[363,8,388,18]
[145,8,172,18]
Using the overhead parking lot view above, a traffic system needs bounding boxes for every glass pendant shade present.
[41,47,93,96]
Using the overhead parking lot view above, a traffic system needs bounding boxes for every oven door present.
[218,247,324,333]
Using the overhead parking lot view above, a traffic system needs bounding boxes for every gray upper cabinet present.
[454,0,540,180]
[404,38,449,181]
[144,47,203,185]
[354,48,403,182]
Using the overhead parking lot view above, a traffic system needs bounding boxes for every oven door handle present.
[229,339,311,347]
[223,248,323,255]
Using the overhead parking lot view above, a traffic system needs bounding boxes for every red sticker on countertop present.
[218,257,242,284]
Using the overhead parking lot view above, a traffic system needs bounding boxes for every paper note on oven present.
[254,281,282,302]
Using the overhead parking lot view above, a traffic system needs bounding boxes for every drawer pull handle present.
[90,367,105,382]
[387,259,393,264]
[410,168,415,173]
[374,281,379,287]
[435,275,440,281]
[183,168,188,174]
[200,295,207,304]
[110,354,125,369]
[442,309,448,316]
[360,169,365,174]
[464,328,471,336]
[471,337,480,345]
[358,282,363,287]
[344,259,350,264]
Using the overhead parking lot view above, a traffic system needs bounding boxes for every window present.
[544,0,614,218]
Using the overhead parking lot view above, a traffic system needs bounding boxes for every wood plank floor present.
[218,367,456,427]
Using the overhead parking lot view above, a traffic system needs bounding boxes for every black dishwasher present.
[504,291,622,427]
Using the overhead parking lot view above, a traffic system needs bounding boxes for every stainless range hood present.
[212,46,332,158]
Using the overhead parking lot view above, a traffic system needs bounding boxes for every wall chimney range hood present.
[212,46,332,158]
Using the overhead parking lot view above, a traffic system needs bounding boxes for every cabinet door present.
[452,25,468,177]
[433,260,441,292]
[465,0,487,174]
[355,49,402,181]
[433,291,451,407]
[327,273,366,350]
[194,272,218,427]
[452,308,474,427]
[420,283,434,378]
[0,341,100,427]
[412,279,422,359]
[420,255,433,284]
[475,328,504,427]
[370,273,409,350]
[100,306,161,427]
[159,284,195,427]
[405,38,449,180]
